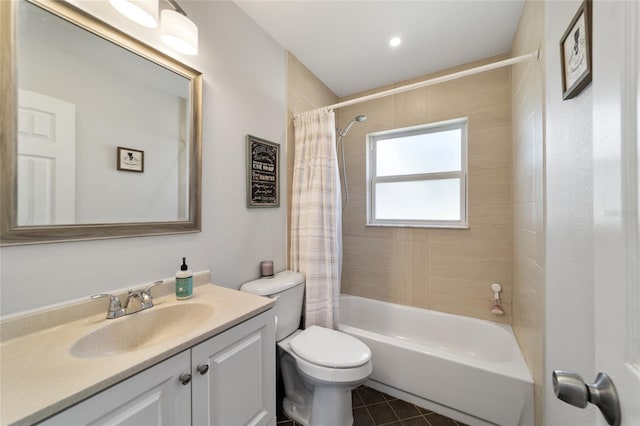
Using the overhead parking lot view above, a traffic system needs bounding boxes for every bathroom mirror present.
[0,0,203,245]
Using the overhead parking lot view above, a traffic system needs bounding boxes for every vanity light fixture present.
[160,0,198,56]
[109,0,159,28]
[389,36,402,48]
[110,0,198,56]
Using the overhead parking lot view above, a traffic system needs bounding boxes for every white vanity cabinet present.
[191,309,276,426]
[39,350,192,425]
[40,310,275,426]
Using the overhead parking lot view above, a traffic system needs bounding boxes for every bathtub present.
[339,295,533,426]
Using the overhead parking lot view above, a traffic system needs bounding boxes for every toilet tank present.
[241,270,305,341]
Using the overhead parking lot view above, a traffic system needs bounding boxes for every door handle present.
[552,370,621,426]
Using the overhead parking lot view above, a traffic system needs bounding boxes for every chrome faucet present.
[92,280,163,319]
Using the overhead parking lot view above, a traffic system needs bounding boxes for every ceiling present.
[235,1,525,97]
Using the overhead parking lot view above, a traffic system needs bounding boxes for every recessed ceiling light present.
[389,37,402,47]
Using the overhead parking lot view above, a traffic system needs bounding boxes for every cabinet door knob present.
[197,363,209,375]
[179,373,192,385]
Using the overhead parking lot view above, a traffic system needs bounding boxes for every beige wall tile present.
[470,204,513,226]
[511,1,546,425]
[468,126,512,170]
[429,275,512,304]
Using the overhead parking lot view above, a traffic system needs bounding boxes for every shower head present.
[336,114,366,210]
[337,114,367,137]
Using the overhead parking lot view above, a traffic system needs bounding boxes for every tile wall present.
[511,1,546,425]
[336,56,514,324]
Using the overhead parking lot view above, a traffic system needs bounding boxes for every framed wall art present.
[560,0,592,100]
[117,146,144,172]
[246,135,280,208]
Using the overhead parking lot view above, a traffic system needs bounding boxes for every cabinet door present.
[192,310,275,426]
[40,351,191,426]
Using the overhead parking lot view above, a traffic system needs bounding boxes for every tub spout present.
[491,305,505,315]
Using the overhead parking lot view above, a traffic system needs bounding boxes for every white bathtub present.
[339,294,533,426]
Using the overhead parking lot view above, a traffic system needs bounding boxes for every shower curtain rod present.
[316,50,539,112]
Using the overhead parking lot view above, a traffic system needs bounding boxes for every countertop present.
[0,272,274,425]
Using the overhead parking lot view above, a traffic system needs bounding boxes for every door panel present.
[17,90,75,225]
[593,1,640,424]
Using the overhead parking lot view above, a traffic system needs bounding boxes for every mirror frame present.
[1,0,203,246]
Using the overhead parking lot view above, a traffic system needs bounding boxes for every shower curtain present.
[291,108,342,329]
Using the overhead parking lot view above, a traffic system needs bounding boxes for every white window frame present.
[366,117,468,229]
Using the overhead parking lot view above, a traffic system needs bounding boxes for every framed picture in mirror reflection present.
[117,147,144,173]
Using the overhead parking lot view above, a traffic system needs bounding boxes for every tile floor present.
[276,385,467,426]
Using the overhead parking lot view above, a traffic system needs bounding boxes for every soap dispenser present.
[176,257,193,300]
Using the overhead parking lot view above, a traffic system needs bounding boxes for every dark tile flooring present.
[276,385,467,426]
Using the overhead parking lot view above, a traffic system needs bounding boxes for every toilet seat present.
[279,328,373,384]
[290,326,371,368]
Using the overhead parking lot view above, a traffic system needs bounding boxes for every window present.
[367,118,468,228]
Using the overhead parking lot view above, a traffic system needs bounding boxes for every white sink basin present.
[70,303,214,358]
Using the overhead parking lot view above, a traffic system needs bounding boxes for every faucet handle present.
[91,293,125,319]
[141,280,163,309]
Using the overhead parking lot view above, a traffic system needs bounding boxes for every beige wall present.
[336,56,513,324]
[511,1,546,425]
[286,53,338,260]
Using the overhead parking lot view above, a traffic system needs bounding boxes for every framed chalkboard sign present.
[246,135,280,208]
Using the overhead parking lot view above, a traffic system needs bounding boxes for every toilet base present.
[282,386,354,426]
[282,396,310,425]
[278,329,371,426]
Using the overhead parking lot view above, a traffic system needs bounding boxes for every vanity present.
[0,271,276,426]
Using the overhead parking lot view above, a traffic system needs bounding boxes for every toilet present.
[241,270,372,426]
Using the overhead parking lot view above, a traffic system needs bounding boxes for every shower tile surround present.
[511,1,546,425]
[334,55,513,324]
[276,386,465,426]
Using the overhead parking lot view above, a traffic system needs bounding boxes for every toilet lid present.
[290,326,371,368]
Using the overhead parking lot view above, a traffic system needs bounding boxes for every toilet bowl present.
[278,327,372,425]
[241,271,372,426]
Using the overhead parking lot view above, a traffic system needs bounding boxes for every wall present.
[337,56,513,324]
[544,1,595,425]
[285,53,338,259]
[510,1,546,425]
[0,1,288,316]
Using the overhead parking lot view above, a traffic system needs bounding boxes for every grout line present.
[387,399,403,423]
[362,403,377,426]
